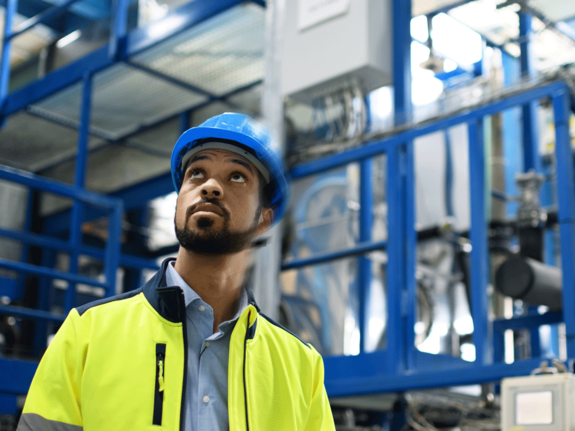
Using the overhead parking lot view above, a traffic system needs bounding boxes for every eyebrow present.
[184,154,211,173]
[229,158,254,175]
[184,153,254,176]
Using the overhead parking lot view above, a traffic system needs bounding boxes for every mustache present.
[186,198,230,220]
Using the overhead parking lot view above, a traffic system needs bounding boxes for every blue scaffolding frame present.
[286,80,575,398]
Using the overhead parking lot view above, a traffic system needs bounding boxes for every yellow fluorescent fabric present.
[19,293,335,431]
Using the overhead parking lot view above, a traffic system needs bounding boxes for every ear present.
[256,207,274,236]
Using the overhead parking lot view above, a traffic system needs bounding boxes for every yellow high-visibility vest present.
[18,259,335,431]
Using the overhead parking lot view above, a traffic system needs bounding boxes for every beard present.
[174,198,261,255]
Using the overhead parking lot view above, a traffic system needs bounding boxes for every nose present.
[199,178,224,199]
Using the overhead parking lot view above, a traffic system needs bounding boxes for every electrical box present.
[282,0,392,103]
[501,373,575,431]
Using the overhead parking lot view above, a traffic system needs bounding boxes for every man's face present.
[174,148,272,254]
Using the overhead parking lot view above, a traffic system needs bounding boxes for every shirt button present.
[199,305,205,312]
[203,395,210,403]
[205,341,210,348]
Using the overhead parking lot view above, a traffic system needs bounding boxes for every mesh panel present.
[0,112,105,172]
[132,3,264,96]
[32,64,207,139]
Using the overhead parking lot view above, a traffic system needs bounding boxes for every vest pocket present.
[153,343,166,425]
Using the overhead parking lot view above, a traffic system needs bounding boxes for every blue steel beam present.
[519,11,541,173]
[290,81,570,179]
[0,165,119,208]
[386,144,405,374]
[393,0,412,126]
[0,304,65,322]
[104,201,123,296]
[65,72,93,312]
[16,190,35,295]
[109,0,130,60]
[493,312,563,332]
[357,159,373,353]
[0,0,17,112]
[553,88,575,358]
[468,118,491,366]
[404,141,417,371]
[0,258,107,288]
[325,355,544,398]
[281,240,387,271]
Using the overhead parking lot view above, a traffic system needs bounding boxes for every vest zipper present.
[243,310,251,431]
[153,343,166,425]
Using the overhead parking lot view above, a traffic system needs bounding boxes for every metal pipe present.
[282,240,387,271]
[495,255,563,310]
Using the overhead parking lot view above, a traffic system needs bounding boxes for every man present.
[18,113,336,431]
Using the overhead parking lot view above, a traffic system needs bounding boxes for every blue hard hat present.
[171,112,289,225]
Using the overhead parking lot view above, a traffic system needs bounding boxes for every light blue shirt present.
[165,262,248,431]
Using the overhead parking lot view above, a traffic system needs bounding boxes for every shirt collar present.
[165,261,248,321]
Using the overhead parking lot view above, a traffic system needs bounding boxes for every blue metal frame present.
[287,81,575,397]
[0,165,123,322]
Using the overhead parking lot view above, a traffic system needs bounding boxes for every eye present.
[189,169,204,180]
[230,173,246,183]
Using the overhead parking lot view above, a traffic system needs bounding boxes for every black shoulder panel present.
[260,313,310,349]
[76,288,142,316]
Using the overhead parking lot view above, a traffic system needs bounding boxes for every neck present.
[174,247,250,333]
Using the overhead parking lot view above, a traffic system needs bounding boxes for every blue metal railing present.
[285,80,575,397]
[0,165,123,321]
